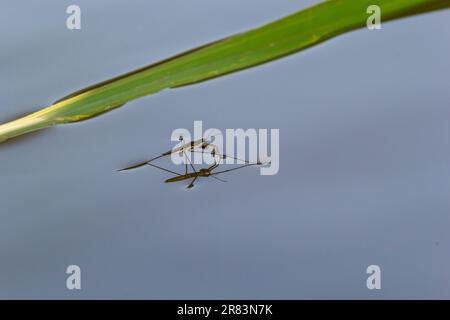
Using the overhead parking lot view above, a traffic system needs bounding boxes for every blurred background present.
[0,0,449,299]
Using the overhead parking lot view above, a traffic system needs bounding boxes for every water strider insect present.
[118,137,265,188]
[147,158,264,189]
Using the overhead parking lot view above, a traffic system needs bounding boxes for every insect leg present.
[187,175,199,189]
[183,152,188,175]
[183,150,197,174]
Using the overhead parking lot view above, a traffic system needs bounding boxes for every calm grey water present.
[0,0,449,299]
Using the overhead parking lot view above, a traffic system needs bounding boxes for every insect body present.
[149,161,263,189]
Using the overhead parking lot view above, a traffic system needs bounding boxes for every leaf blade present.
[1,0,448,142]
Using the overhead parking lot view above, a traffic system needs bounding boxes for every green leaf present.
[1,0,448,142]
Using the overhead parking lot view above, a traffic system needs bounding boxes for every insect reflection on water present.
[118,135,266,189]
